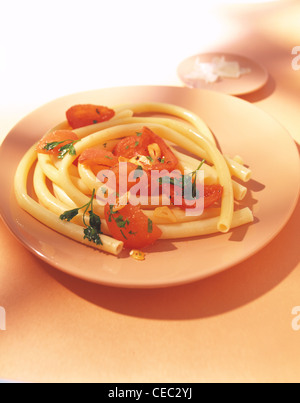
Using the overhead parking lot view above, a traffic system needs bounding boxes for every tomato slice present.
[110,162,150,193]
[203,185,223,208]
[90,164,113,178]
[113,130,150,159]
[145,127,178,172]
[66,104,115,129]
[169,183,223,210]
[79,147,118,167]
[36,130,79,157]
[113,126,178,171]
[104,203,162,249]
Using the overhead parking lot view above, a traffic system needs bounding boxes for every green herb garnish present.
[43,139,80,159]
[191,160,206,198]
[158,159,205,199]
[108,205,131,238]
[59,208,79,222]
[114,215,130,229]
[148,219,153,234]
[100,186,108,195]
[129,230,137,236]
[120,229,127,240]
[60,189,103,245]
[133,165,144,180]
[158,176,178,187]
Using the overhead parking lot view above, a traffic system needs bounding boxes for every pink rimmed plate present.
[0,86,299,288]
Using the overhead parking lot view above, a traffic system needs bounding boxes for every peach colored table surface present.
[0,1,300,383]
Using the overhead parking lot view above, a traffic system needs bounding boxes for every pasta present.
[14,102,254,258]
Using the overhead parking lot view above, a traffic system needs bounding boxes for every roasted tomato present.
[113,126,178,171]
[66,104,115,129]
[36,130,79,157]
[203,185,223,208]
[113,131,150,159]
[79,147,118,167]
[169,183,223,209]
[144,127,178,172]
[110,162,150,193]
[104,203,162,249]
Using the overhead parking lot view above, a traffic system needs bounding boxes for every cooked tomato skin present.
[109,162,150,193]
[113,126,178,171]
[169,184,223,210]
[66,104,115,129]
[203,185,223,208]
[104,203,162,249]
[36,130,79,156]
[145,127,178,172]
[113,132,150,159]
[78,147,118,167]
